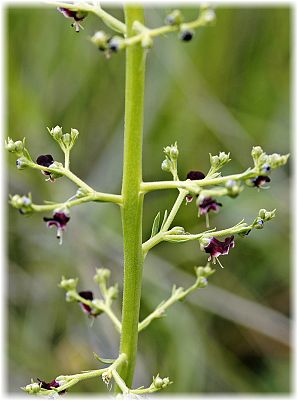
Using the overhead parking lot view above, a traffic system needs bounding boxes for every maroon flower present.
[198,197,222,215]
[251,175,271,188]
[78,291,93,315]
[204,236,235,266]
[43,211,70,244]
[186,170,206,203]
[78,291,101,317]
[37,378,66,394]
[36,154,54,176]
[57,7,88,32]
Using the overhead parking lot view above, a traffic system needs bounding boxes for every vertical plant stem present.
[118,5,146,388]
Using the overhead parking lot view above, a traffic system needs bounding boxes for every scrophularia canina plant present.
[6,2,289,397]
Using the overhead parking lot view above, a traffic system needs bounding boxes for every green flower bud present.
[91,31,109,51]
[94,268,111,285]
[225,179,242,198]
[107,284,118,300]
[108,36,125,52]
[201,8,216,24]
[165,9,183,25]
[153,375,171,389]
[161,158,171,172]
[70,128,79,141]
[179,25,194,42]
[24,382,41,394]
[16,156,29,170]
[62,133,71,146]
[65,290,77,302]
[59,276,78,291]
[258,209,267,219]
[251,146,264,160]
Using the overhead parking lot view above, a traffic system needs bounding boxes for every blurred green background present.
[7,5,291,394]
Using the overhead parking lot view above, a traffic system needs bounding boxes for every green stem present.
[141,169,255,193]
[118,5,146,389]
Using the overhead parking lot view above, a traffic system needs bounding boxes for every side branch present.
[140,169,255,194]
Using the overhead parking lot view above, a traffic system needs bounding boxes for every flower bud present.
[179,25,194,42]
[197,276,208,288]
[91,31,109,51]
[251,146,264,160]
[161,158,171,172]
[94,268,111,285]
[59,276,78,291]
[52,125,63,140]
[201,8,216,24]
[107,284,118,300]
[153,375,171,389]
[65,290,77,302]
[5,137,25,156]
[62,133,71,146]
[70,128,79,141]
[108,36,125,52]
[225,179,242,198]
[254,218,264,229]
[165,9,183,26]
[24,382,41,394]
[258,209,267,219]
[16,156,29,170]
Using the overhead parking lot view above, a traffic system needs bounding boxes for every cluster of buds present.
[94,267,119,302]
[165,5,216,42]
[248,146,289,188]
[152,374,172,390]
[194,264,215,287]
[252,208,276,230]
[161,142,179,180]
[208,151,231,175]
[59,268,118,318]
[9,194,33,215]
[48,125,79,153]
[91,31,126,54]
[5,137,33,170]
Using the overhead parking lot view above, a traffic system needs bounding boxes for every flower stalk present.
[118,5,146,388]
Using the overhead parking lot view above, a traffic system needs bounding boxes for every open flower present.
[43,211,70,245]
[78,291,102,317]
[204,236,235,267]
[251,175,271,188]
[78,291,94,315]
[198,196,222,215]
[186,170,205,203]
[57,7,88,32]
[37,378,66,394]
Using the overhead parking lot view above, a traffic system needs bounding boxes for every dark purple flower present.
[198,197,222,215]
[43,211,70,244]
[251,175,271,188]
[186,170,206,203]
[78,291,101,317]
[57,7,88,32]
[37,378,66,394]
[186,171,206,181]
[78,291,93,315]
[204,236,235,265]
[36,154,54,176]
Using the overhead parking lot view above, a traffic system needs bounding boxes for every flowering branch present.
[59,268,121,333]
[23,353,128,396]
[138,264,215,332]
[48,1,127,33]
